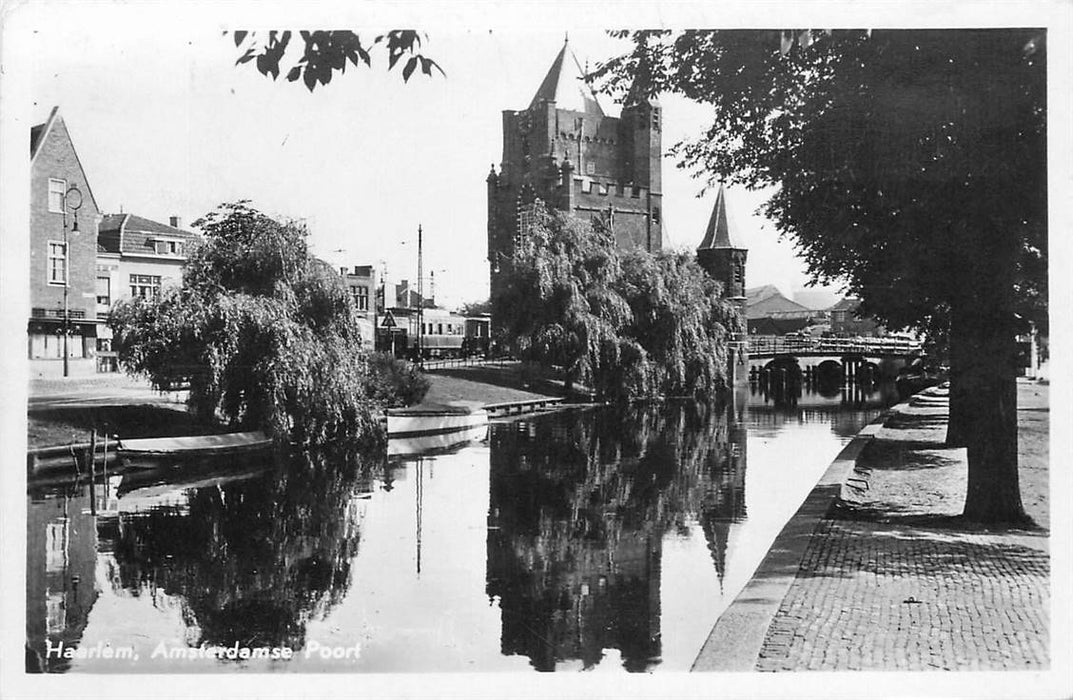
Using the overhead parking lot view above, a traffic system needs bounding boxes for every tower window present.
[652,108,661,132]
[652,207,661,224]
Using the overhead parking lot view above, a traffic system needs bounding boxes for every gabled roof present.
[98,213,196,257]
[829,297,861,312]
[30,106,101,215]
[697,184,743,251]
[745,285,783,305]
[529,39,604,116]
[30,106,59,160]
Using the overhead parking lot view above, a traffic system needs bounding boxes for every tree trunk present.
[955,285,1025,523]
[945,309,971,447]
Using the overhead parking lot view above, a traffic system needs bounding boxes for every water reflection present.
[26,383,894,673]
[26,447,381,672]
[485,401,746,672]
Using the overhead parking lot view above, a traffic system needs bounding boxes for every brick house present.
[28,107,102,377]
[95,213,198,371]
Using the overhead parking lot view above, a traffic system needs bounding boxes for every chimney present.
[169,216,183,229]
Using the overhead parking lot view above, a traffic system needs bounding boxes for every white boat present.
[117,431,272,456]
[386,402,489,438]
[387,424,488,456]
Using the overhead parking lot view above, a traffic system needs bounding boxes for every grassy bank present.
[28,363,560,450]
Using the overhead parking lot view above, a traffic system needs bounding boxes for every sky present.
[17,4,844,310]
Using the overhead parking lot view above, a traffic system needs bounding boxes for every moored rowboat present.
[117,431,272,455]
[386,402,488,438]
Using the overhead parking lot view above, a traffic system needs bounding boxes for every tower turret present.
[697,184,749,385]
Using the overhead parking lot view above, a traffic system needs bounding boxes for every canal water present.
[26,382,897,673]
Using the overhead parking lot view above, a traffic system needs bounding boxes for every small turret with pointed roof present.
[697,184,748,299]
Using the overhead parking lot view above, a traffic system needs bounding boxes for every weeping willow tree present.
[494,203,739,401]
[110,202,403,445]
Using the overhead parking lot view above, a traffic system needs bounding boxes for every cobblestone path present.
[753,381,1050,672]
[755,515,1049,671]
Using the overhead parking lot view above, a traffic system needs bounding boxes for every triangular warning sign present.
[381,310,396,328]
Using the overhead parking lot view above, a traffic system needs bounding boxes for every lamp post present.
[61,185,83,378]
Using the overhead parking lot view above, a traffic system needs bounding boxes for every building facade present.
[340,264,377,351]
[95,214,198,371]
[29,107,103,377]
[487,39,663,317]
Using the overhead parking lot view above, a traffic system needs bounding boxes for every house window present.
[652,207,661,224]
[354,286,369,311]
[48,179,66,213]
[129,274,161,298]
[96,277,111,305]
[47,241,66,285]
[154,239,184,256]
[45,522,67,573]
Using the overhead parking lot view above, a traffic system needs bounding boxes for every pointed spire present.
[529,41,604,115]
[697,184,741,250]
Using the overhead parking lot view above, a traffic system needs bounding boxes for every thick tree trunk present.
[945,309,971,447]
[954,288,1025,523]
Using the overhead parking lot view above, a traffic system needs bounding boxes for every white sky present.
[20,6,839,309]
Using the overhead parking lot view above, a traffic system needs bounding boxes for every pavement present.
[29,374,187,410]
[694,379,1051,673]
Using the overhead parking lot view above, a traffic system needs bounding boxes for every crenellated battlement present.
[569,177,650,200]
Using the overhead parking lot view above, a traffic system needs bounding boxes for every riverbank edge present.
[690,410,887,672]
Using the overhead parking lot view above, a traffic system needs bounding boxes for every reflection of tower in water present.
[485,414,665,671]
[485,404,748,671]
[698,390,748,585]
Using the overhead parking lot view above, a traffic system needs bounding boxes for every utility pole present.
[416,224,423,366]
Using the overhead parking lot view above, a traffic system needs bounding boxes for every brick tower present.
[696,184,750,385]
[487,38,663,322]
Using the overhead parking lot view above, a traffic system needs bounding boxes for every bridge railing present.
[746,335,921,357]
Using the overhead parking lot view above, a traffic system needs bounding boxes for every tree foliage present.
[595,29,1046,522]
[110,202,408,445]
[495,204,739,401]
[230,30,444,91]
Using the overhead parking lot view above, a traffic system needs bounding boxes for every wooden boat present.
[386,401,488,438]
[117,431,272,456]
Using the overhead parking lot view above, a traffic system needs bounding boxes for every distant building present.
[745,285,813,322]
[829,297,883,337]
[95,214,198,372]
[339,264,377,351]
[28,107,103,377]
[487,38,663,326]
[393,279,430,309]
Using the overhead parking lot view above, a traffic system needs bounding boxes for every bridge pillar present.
[728,334,750,386]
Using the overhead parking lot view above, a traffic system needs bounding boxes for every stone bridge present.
[745,336,923,382]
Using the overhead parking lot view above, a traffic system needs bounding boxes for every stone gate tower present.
[696,184,750,385]
[487,38,663,319]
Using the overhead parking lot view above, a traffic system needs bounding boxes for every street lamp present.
[61,185,83,378]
